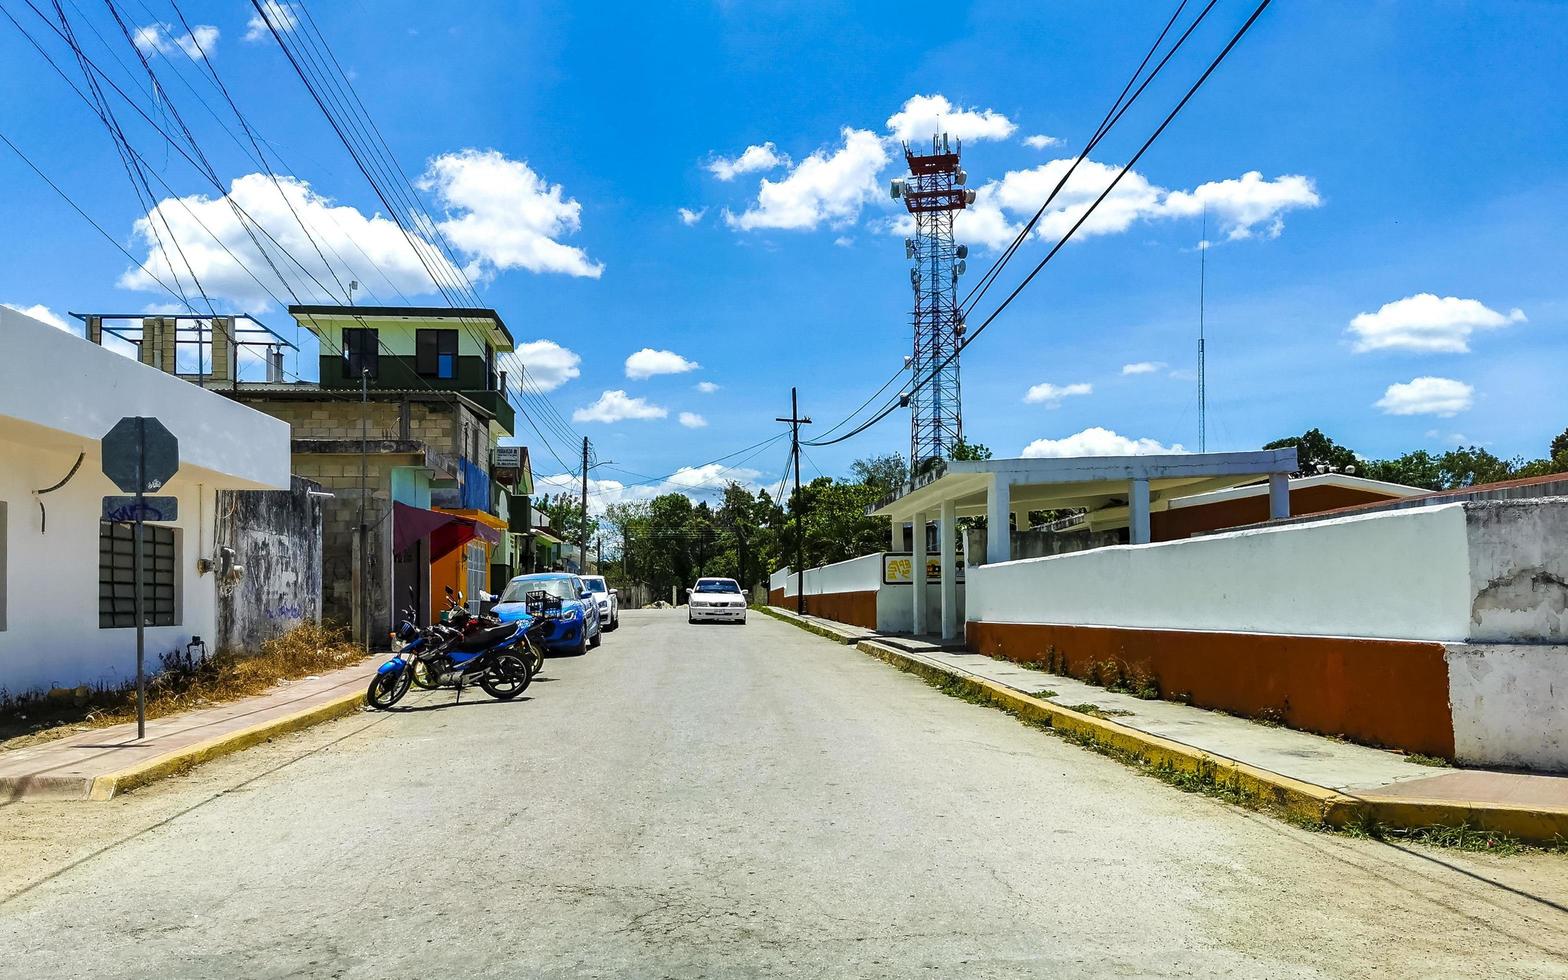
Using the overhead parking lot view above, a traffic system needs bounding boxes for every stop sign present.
[102,417,180,493]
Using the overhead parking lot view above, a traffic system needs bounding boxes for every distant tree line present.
[1264,426,1568,490]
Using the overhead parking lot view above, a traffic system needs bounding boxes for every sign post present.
[101,417,179,740]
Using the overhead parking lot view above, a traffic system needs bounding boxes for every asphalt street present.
[3,609,1567,978]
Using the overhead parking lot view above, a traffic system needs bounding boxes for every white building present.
[0,307,291,695]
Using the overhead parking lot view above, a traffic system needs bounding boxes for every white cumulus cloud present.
[119,173,463,309]
[677,207,706,226]
[3,303,72,332]
[1023,381,1093,407]
[678,412,707,429]
[133,22,219,58]
[1121,361,1166,375]
[724,128,890,232]
[1375,377,1474,417]
[506,340,580,392]
[625,348,699,379]
[695,381,720,394]
[572,390,667,424]
[1021,426,1186,458]
[536,462,764,514]
[244,1,296,42]
[886,94,1017,143]
[1348,293,1526,354]
[707,142,790,181]
[1023,134,1062,150]
[950,161,1320,250]
[418,148,602,280]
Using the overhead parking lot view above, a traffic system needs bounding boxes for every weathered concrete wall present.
[1464,499,1568,643]
[1446,643,1568,770]
[216,477,323,652]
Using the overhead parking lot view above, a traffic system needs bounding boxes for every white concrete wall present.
[0,307,291,489]
[0,309,293,694]
[1,438,222,694]
[801,553,882,596]
[1446,643,1568,771]
[967,503,1477,641]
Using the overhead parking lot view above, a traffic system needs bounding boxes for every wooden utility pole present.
[775,388,811,615]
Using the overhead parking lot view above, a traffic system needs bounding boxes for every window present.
[99,522,179,628]
[342,328,378,380]
[416,329,459,379]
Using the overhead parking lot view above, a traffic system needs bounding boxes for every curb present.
[763,606,1568,845]
[86,688,368,801]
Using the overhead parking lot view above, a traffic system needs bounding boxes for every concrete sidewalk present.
[0,659,376,802]
[763,607,1568,843]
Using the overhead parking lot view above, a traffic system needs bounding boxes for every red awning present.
[393,502,501,562]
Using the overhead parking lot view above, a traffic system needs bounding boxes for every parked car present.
[492,573,602,654]
[687,577,748,624]
[581,574,619,631]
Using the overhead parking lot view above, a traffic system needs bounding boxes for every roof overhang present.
[288,305,514,352]
[869,449,1300,524]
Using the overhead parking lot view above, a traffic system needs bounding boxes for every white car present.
[687,577,748,624]
[581,575,619,631]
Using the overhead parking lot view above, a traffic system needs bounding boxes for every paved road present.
[3,610,1567,978]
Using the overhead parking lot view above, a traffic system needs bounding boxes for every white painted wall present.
[967,503,1477,641]
[1446,643,1568,771]
[0,307,291,489]
[0,309,292,694]
[801,553,882,596]
[877,583,965,634]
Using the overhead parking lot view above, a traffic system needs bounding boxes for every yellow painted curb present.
[86,687,368,801]
[766,605,1568,845]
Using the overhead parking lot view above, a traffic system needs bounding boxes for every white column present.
[911,509,928,634]
[1129,477,1152,544]
[890,519,902,551]
[940,497,958,640]
[1268,473,1291,520]
[986,477,1011,564]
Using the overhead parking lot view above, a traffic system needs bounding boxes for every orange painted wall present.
[966,620,1455,758]
[428,541,492,622]
[768,588,785,608]
[805,591,879,630]
[1152,485,1400,541]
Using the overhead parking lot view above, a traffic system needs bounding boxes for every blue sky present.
[2,1,1564,504]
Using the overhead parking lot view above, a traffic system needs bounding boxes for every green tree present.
[537,493,594,546]
[1552,427,1568,462]
[1263,428,1358,476]
[716,482,778,589]
[1359,450,1443,490]
[850,452,908,495]
[950,438,993,461]
[1437,446,1514,488]
[774,477,887,569]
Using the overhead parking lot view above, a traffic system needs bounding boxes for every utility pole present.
[580,436,590,573]
[776,387,811,615]
[358,366,369,649]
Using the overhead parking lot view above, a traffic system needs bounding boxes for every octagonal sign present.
[101,417,180,494]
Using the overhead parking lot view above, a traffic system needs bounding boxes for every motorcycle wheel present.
[524,638,545,675]
[366,668,412,710]
[480,653,532,701]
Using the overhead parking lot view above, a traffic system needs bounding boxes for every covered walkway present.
[868,448,1300,640]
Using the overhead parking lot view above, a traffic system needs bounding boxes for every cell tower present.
[893,134,974,470]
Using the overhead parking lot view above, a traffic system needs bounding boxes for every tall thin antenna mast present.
[1198,208,1207,454]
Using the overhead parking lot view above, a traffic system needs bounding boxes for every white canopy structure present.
[868,448,1300,639]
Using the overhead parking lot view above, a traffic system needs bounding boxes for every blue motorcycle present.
[367,589,534,710]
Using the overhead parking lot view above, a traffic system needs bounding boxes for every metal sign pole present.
[134,417,146,740]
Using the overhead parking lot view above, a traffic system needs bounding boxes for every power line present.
[807,0,1272,450]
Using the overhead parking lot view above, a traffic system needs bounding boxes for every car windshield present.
[695,580,741,593]
[499,577,578,603]
[583,577,608,593]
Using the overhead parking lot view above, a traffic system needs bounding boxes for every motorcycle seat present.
[449,622,518,652]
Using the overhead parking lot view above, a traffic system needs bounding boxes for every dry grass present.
[0,623,366,752]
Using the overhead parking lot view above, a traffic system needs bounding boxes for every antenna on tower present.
[1198,208,1207,454]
